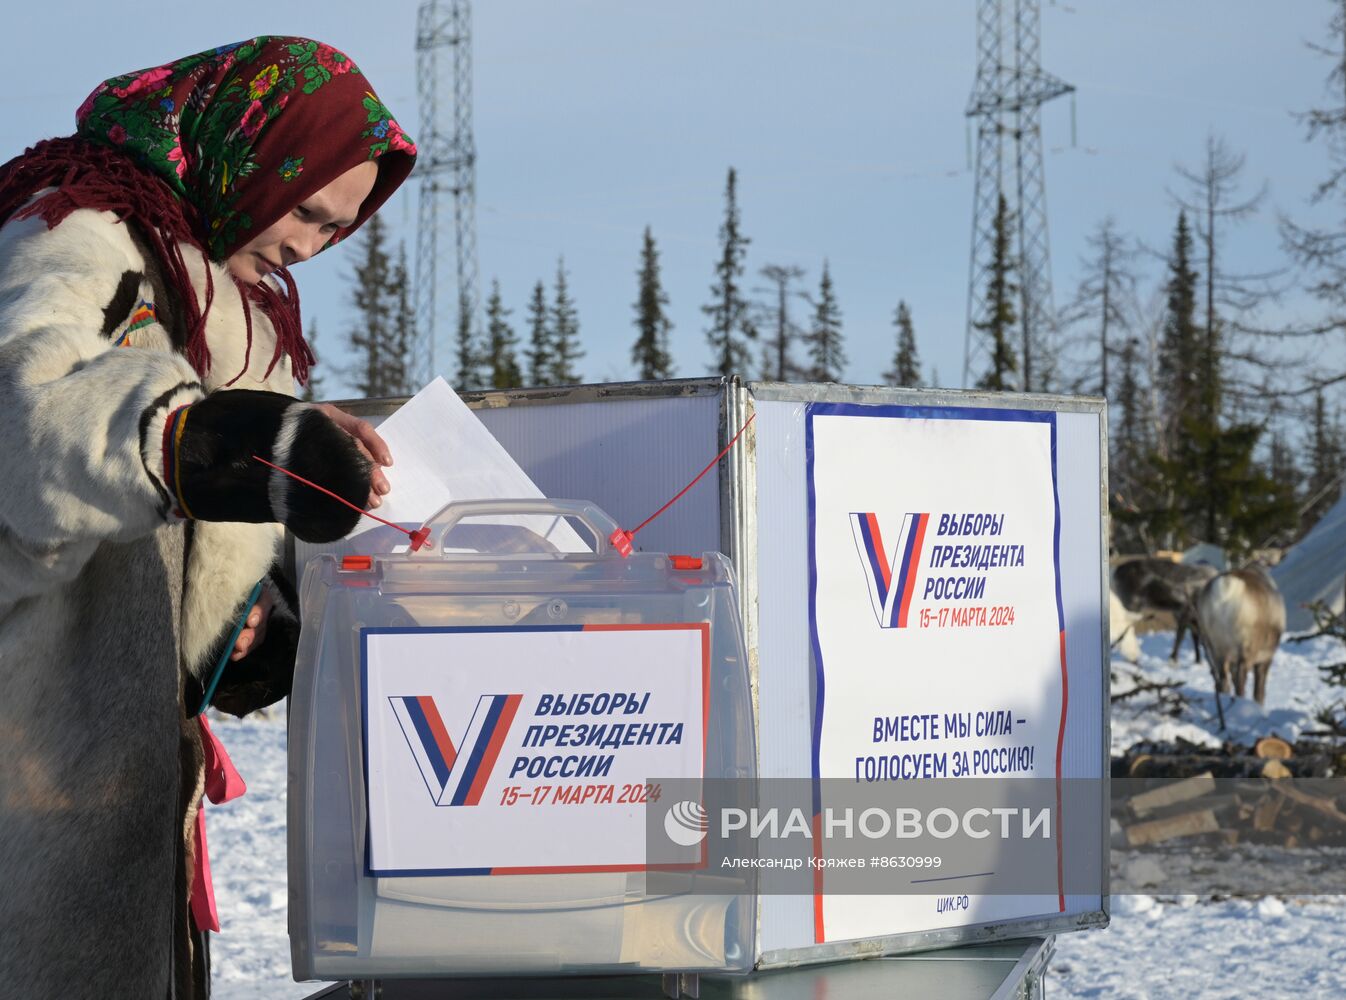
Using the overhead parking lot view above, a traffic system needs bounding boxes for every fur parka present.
[0,204,302,998]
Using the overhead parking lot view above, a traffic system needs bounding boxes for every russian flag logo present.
[849,512,929,628]
[389,693,523,806]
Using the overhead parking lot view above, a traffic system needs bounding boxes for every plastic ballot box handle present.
[409,498,623,558]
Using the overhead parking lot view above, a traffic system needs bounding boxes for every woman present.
[0,37,415,996]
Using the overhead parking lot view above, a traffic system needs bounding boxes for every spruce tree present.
[1140,208,1297,551]
[526,280,552,387]
[1109,334,1147,550]
[454,298,480,393]
[975,195,1019,391]
[755,263,806,381]
[1157,211,1201,455]
[1156,419,1297,555]
[1113,336,1144,482]
[386,243,415,396]
[484,278,522,389]
[1144,210,1204,548]
[1266,399,1304,544]
[884,300,921,387]
[806,260,845,382]
[632,227,674,380]
[348,213,395,397]
[703,167,755,375]
[550,258,584,385]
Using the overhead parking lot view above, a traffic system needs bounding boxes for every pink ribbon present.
[190,715,247,933]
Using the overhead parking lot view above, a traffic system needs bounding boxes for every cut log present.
[1127,754,1154,778]
[1254,737,1293,760]
[1129,772,1215,818]
[1275,784,1346,828]
[1261,759,1292,780]
[1125,808,1220,846]
[1115,753,1335,779]
[1252,794,1283,832]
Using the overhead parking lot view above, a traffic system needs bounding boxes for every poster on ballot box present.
[806,403,1066,943]
[362,623,708,876]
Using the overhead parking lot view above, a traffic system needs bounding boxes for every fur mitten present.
[154,390,370,542]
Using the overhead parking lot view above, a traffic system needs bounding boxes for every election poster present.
[806,403,1066,943]
[362,623,708,876]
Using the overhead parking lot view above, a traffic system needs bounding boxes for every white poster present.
[807,403,1065,943]
[363,624,707,875]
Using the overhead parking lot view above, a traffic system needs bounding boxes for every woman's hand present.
[231,585,276,661]
[313,403,393,509]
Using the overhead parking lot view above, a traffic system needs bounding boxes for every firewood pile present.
[1114,737,1346,848]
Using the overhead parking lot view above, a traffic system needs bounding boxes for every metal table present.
[300,937,1053,1000]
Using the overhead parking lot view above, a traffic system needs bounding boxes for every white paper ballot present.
[348,377,589,554]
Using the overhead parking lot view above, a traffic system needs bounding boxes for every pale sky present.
[1,1,1339,399]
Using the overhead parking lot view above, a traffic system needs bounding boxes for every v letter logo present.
[849,512,929,629]
[389,693,523,806]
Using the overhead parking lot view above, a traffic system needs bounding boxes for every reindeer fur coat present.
[0,204,302,997]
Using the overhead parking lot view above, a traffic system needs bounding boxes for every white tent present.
[1273,491,1346,633]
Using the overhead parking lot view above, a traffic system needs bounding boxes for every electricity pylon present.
[963,0,1073,392]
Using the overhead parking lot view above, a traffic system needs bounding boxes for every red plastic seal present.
[609,528,634,558]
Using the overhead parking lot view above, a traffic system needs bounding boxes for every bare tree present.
[1280,0,1346,395]
[1063,216,1140,399]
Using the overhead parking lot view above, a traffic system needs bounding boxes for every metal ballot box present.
[296,377,1110,979]
[289,499,758,980]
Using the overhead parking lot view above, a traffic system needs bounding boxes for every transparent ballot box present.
[296,378,1112,972]
[288,500,757,981]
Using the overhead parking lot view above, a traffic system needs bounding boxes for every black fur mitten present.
[159,390,370,542]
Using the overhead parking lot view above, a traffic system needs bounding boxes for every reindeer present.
[1195,565,1286,730]
[1109,588,1143,661]
[1111,557,1218,663]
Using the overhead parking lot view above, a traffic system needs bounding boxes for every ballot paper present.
[343,377,589,554]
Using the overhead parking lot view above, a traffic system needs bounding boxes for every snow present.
[1049,894,1346,998]
[1048,628,1346,998]
[1109,629,1344,749]
[201,716,313,1000]
[203,628,1346,998]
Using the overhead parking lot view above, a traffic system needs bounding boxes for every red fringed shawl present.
[0,36,417,387]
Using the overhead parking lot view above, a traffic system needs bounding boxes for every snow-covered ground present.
[205,628,1346,999]
[1109,627,1345,750]
[204,716,313,1000]
[1049,627,1346,999]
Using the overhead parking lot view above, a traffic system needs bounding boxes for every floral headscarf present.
[75,36,416,260]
